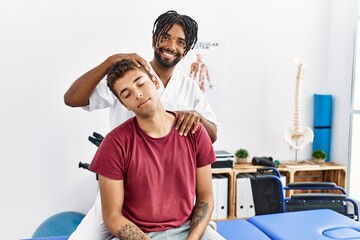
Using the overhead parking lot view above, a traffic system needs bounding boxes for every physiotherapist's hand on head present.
[108,53,150,72]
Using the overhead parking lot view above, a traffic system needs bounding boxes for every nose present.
[135,91,143,99]
[168,40,176,51]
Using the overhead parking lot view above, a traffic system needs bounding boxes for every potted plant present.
[312,149,327,163]
[235,148,249,164]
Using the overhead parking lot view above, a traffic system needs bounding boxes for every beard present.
[154,48,182,68]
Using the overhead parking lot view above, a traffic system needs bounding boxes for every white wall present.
[0,0,356,239]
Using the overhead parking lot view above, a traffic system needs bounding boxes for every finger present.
[139,59,150,72]
[182,116,196,136]
[132,53,150,71]
[178,114,191,136]
[191,117,200,134]
[125,53,141,68]
[175,113,185,130]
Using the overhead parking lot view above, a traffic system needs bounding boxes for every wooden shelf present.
[234,162,346,188]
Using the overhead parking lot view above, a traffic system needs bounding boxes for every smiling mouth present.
[161,50,177,59]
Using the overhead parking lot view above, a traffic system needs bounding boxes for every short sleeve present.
[194,125,216,168]
[89,134,125,180]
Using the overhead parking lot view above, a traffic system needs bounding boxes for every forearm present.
[187,198,214,240]
[188,165,214,240]
[99,176,151,240]
[199,116,217,143]
[105,214,150,240]
[64,56,114,107]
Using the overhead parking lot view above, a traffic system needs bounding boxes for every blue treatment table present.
[248,209,360,239]
[217,218,271,240]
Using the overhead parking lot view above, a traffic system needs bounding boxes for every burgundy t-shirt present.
[90,115,215,232]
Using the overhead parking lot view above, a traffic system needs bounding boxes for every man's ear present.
[151,75,160,89]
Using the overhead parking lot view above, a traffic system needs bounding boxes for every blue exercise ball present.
[32,211,85,237]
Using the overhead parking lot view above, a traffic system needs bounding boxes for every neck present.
[136,109,175,138]
[150,60,174,87]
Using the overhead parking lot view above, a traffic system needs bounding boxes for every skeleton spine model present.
[284,59,314,156]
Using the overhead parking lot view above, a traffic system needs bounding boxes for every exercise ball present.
[32,211,85,237]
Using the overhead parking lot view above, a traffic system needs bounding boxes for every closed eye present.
[118,75,147,99]
[120,91,130,99]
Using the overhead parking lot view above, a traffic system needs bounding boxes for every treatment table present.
[217,209,360,240]
[248,209,360,239]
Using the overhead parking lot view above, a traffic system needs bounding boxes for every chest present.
[123,134,196,184]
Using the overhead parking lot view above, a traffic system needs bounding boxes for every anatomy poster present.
[177,40,227,122]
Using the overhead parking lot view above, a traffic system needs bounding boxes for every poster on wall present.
[177,40,227,123]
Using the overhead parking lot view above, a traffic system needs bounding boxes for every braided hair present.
[152,10,198,54]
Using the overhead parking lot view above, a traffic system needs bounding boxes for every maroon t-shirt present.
[90,115,215,233]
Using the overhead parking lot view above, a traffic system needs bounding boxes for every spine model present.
[284,59,314,152]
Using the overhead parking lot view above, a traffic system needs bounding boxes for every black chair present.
[246,168,286,216]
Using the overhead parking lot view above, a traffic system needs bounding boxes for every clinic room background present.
[0,0,357,239]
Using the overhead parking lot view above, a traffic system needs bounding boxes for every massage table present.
[217,209,360,240]
[217,218,271,239]
[248,209,360,239]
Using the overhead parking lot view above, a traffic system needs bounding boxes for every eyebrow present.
[118,76,143,97]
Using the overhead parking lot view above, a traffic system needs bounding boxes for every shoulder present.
[193,123,207,138]
[183,123,207,143]
[106,118,136,142]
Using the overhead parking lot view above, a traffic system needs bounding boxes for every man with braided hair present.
[65,10,218,240]
[64,10,217,142]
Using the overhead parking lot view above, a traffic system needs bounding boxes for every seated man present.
[89,59,225,240]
